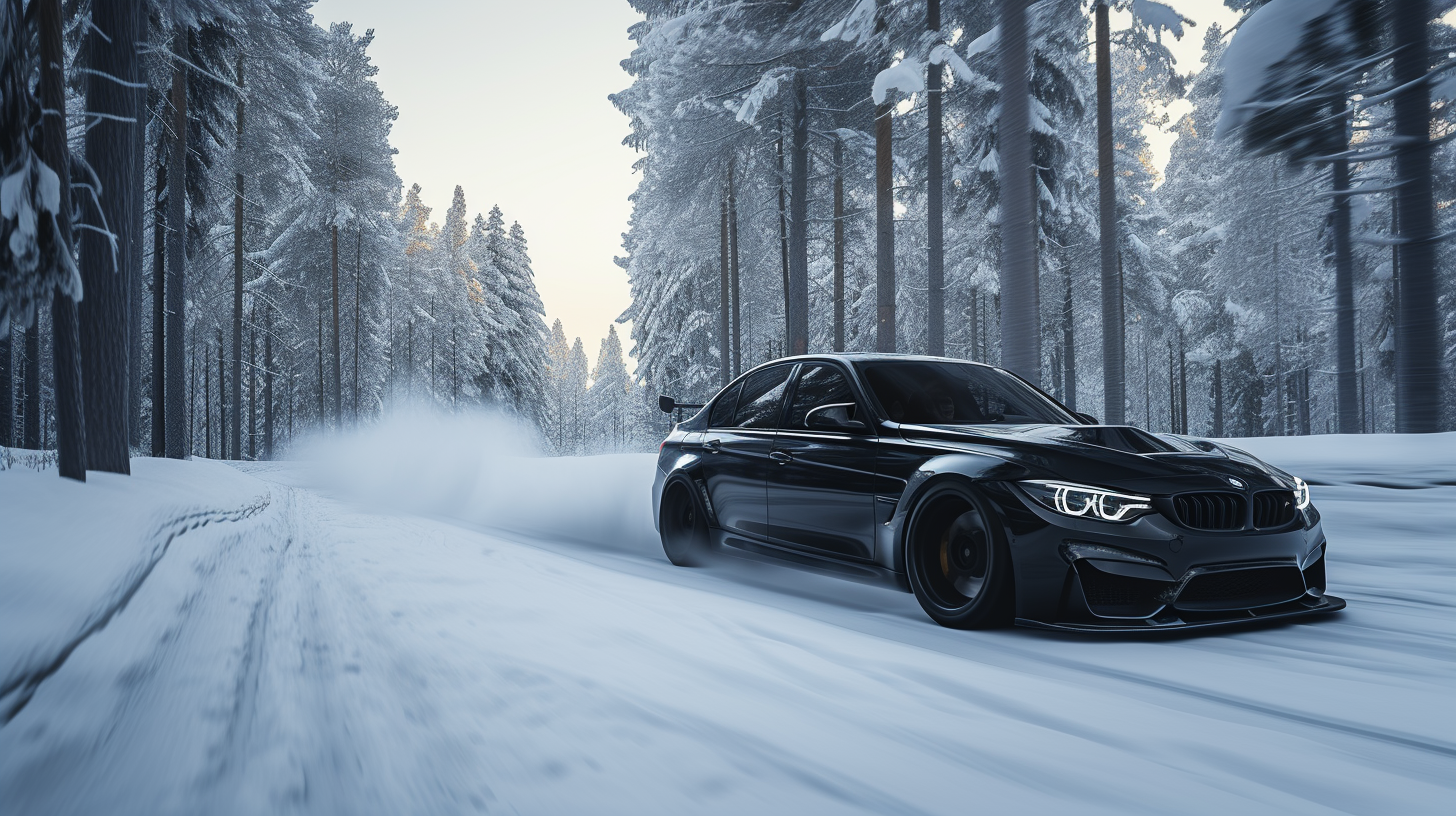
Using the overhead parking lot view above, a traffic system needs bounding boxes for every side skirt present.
[713,529,911,592]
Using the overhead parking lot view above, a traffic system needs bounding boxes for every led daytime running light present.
[1021,481,1153,523]
[1293,476,1311,510]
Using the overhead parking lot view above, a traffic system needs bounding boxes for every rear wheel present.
[905,482,1014,629]
[660,480,710,567]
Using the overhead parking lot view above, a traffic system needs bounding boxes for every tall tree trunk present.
[1167,341,1176,433]
[969,289,979,361]
[998,0,1038,381]
[926,0,944,357]
[78,0,143,472]
[1391,0,1439,432]
[128,26,146,447]
[719,190,730,385]
[248,307,256,460]
[232,54,244,464]
[331,223,342,427]
[164,28,188,459]
[353,230,361,422]
[728,163,742,377]
[38,0,85,480]
[1,332,11,448]
[317,307,324,422]
[1062,264,1076,412]
[787,71,809,357]
[874,0,895,353]
[1178,332,1188,435]
[1330,152,1358,434]
[1212,359,1223,437]
[775,127,791,350]
[833,136,845,353]
[188,333,196,454]
[23,323,38,448]
[1095,0,1124,423]
[203,339,210,458]
[217,329,225,457]
[152,152,166,457]
[264,307,273,459]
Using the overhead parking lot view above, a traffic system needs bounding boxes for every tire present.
[660,479,710,567]
[904,482,1014,629]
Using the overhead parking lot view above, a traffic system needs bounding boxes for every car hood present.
[896,423,1296,495]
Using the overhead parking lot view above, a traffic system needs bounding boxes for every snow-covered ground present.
[1,424,1452,815]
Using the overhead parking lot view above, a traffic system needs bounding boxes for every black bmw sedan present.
[653,354,1344,632]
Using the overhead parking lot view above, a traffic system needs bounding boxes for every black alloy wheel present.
[905,482,1014,629]
[661,480,710,567]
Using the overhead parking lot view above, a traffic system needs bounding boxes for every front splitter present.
[1016,594,1346,633]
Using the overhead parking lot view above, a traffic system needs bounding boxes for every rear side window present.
[787,365,857,429]
[708,383,740,427]
[733,365,793,428]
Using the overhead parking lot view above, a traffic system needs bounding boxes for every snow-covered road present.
[1,431,1453,815]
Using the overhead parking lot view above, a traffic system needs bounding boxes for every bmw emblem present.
[1228,477,1245,489]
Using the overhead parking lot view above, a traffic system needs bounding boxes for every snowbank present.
[0,456,271,719]
[1225,432,1456,487]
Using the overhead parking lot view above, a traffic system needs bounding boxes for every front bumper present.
[989,482,1338,629]
[1017,593,1346,632]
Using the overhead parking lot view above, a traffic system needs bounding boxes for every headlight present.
[1293,476,1311,510]
[1018,480,1154,523]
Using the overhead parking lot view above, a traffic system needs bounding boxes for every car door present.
[698,364,795,539]
[766,363,879,561]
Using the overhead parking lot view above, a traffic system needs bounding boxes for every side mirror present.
[1076,412,1099,425]
[805,402,867,432]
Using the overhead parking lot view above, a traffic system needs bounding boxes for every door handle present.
[769,451,793,465]
[704,438,722,453]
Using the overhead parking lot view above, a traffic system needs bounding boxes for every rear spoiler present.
[658,395,705,415]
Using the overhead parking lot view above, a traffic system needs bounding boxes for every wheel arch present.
[884,452,1031,577]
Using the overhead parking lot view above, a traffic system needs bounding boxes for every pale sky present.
[311,0,644,369]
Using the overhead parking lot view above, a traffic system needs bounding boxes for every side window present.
[787,365,857,429]
[732,365,793,428]
[708,383,740,428]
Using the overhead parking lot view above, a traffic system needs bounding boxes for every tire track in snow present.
[0,492,273,724]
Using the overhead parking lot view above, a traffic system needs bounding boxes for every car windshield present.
[856,360,1079,426]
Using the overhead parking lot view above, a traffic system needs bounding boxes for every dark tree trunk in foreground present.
[1330,154,1357,433]
[775,128,790,350]
[998,0,1038,382]
[164,29,188,459]
[151,154,165,457]
[80,0,143,473]
[23,323,38,449]
[1212,359,1224,437]
[719,191,730,385]
[925,0,944,357]
[874,0,895,353]
[833,136,845,353]
[728,163,742,377]
[232,55,244,463]
[1,332,11,447]
[39,0,85,480]
[787,71,809,357]
[1391,0,1439,432]
[1062,264,1076,413]
[128,29,146,446]
[1095,0,1123,424]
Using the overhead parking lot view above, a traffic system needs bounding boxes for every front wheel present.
[905,482,1014,629]
[660,480,710,567]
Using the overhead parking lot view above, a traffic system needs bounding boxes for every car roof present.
[742,352,1000,371]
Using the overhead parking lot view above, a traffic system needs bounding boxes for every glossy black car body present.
[653,354,1345,631]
